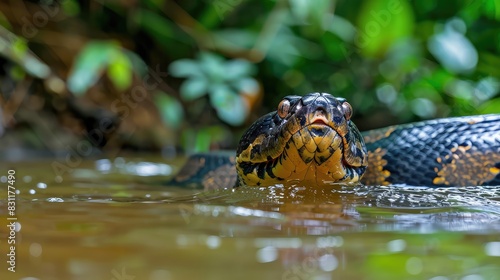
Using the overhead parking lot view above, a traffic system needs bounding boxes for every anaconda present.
[171,92,500,190]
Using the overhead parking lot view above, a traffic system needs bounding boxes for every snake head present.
[236,92,368,187]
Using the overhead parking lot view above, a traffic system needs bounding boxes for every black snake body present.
[171,93,500,190]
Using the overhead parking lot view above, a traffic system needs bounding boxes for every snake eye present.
[277,99,290,118]
[341,102,353,120]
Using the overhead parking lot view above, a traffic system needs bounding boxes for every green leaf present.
[209,84,248,126]
[67,41,117,95]
[479,98,500,114]
[180,128,197,153]
[11,37,28,59]
[289,0,310,23]
[169,59,202,78]
[483,0,500,20]
[289,0,332,29]
[356,0,414,57]
[0,32,50,79]
[326,15,356,42]
[0,12,12,29]
[194,128,212,152]
[61,0,80,16]
[132,9,175,41]
[180,78,209,101]
[199,52,226,82]
[23,56,51,79]
[267,27,321,65]
[232,77,259,95]
[322,32,349,61]
[107,50,133,91]
[223,59,256,81]
[154,93,184,128]
[125,50,148,76]
[410,98,437,118]
[9,65,25,81]
[213,29,257,49]
[132,8,192,57]
[203,126,231,145]
[196,127,225,152]
[182,126,231,153]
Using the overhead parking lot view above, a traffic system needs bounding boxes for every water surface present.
[1,156,500,280]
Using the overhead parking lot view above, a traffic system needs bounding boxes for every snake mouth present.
[309,114,331,126]
[312,119,328,126]
[308,114,336,137]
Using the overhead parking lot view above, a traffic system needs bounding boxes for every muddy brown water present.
[1,156,500,280]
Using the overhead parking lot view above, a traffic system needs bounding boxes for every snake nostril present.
[315,106,326,115]
[314,107,327,117]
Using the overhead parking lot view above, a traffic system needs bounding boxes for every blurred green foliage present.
[0,0,500,153]
[68,41,134,95]
[169,52,258,125]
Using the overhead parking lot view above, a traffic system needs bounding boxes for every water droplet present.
[46,197,64,202]
[484,241,500,257]
[206,236,221,249]
[318,254,338,272]
[29,243,42,257]
[55,176,63,183]
[256,246,278,263]
[461,275,484,280]
[95,159,112,173]
[176,235,189,246]
[406,257,423,275]
[387,239,406,252]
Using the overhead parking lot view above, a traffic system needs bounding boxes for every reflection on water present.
[1,156,500,280]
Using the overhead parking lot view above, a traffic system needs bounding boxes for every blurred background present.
[0,0,499,159]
